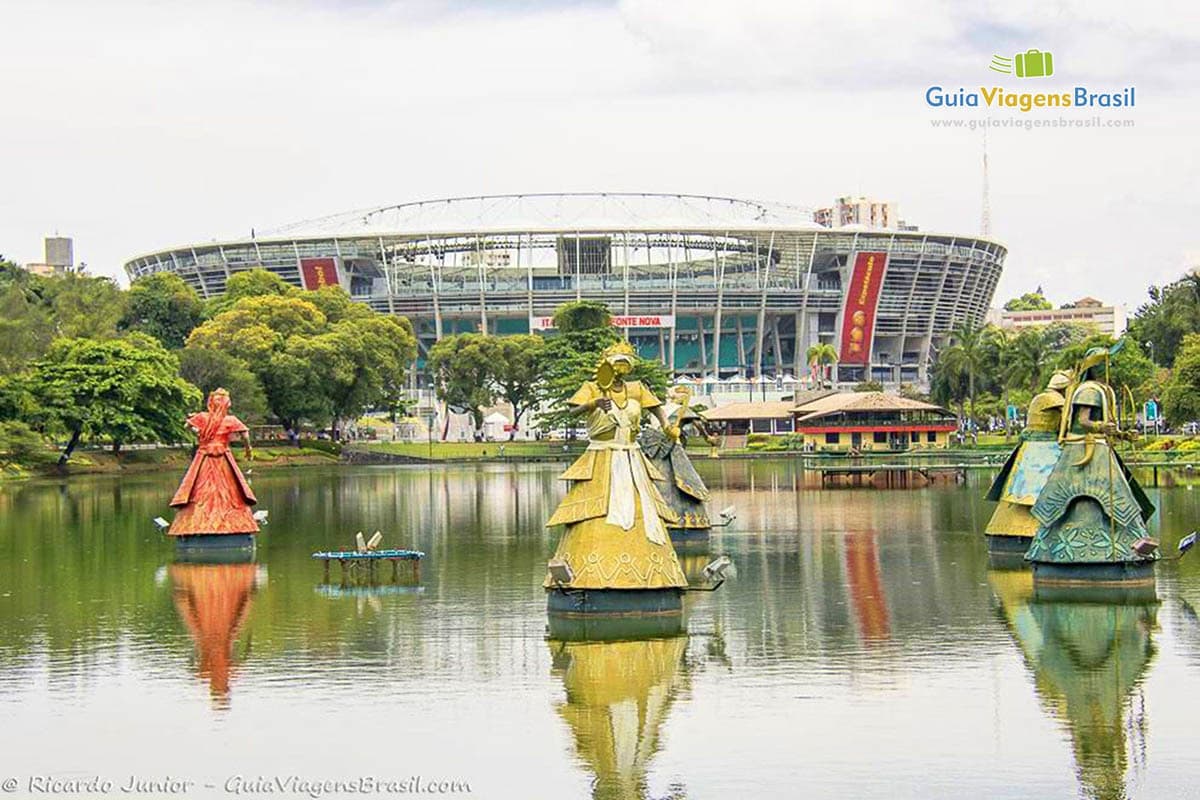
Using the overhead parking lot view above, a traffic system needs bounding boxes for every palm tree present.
[1005,328,1051,394]
[939,322,995,426]
[806,343,838,387]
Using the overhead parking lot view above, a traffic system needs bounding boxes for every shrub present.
[0,421,53,466]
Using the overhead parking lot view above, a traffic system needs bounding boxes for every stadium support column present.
[753,232,776,379]
[574,232,582,302]
[622,233,631,339]
[771,317,784,375]
[476,236,488,334]
[667,243,678,379]
[429,249,444,341]
[712,237,726,379]
[900,235,929,385]
[921,237,957,384]
[794,233,818,380]
[376,237,395,315]
[218,245,232,284]
[525,233,534,330]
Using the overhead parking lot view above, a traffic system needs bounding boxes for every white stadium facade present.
[124,193,1006,388]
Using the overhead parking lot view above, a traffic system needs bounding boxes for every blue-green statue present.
[1025,345,1157,581]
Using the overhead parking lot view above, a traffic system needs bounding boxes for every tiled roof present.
[793,392,950,422]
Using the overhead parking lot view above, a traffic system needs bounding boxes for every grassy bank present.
[2,445,340,480]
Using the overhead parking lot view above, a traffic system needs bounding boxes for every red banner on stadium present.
[838,251,887,364]
[299,257,340,290]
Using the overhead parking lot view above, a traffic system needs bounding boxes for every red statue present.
[171,562,258,704]
[168,388,258,537]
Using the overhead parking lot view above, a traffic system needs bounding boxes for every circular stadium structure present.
[124,192,1006,387]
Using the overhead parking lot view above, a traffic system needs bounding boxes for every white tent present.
[482,412,510,441]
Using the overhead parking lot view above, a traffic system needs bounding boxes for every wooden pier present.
[311,548,424,584]
[812,464,969,488]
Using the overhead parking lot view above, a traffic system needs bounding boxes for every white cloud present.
[0,0,1196,311]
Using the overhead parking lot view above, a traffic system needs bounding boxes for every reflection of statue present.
[638,385,717,543]
[989,569,1157,800]
[545,342,687,595]
[551,634,688,800]
[168,389,258,540]
[170,562,258,706]
[1026,347,1156,578]
[985,371,1070,552]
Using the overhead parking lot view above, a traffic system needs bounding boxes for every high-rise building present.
[24,236,75,276]
[814,197,900,230]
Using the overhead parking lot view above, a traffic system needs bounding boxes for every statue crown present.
[600,340,636,360]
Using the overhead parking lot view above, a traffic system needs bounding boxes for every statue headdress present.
[1047,370,1072,391]
[596,341,637,390]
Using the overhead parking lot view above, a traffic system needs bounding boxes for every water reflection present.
[990,569,1158,800]
[169,561,261,707]
[551,630,689,800]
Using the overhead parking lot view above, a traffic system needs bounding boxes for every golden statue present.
[545,342,688,594]
[551,634,689,799]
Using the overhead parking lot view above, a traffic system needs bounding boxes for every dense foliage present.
[0,262,418,466]
[1003,291,1053,311]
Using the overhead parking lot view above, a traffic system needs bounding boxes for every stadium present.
[124,193,1006,388]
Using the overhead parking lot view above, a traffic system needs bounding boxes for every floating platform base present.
[173,534,255,558]
[548,612,685,641]
[985,534,1033,556]
[1030,559,1156,588]
[547,587,684,618]
[987,550,1030,572]
[669,527,711,545]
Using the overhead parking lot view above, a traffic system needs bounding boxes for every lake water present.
[2,461,1200,800]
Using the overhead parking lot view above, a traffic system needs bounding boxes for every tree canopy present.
[120,272,206,349]
[1003,291,1053,311]
[1127,273,1200,366]
[29,334,201,462]
[185,287,415,432]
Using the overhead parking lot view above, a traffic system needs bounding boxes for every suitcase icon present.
[1014,49,1053,78]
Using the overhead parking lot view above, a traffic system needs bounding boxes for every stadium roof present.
[255,192,823,239]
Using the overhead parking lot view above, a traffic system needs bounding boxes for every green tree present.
[177,348,269,423]
[0,421,51,468]
[207,268,298,315]
[552,300,612,333]
[30,334,201,464]
[806,343,837,386]
[186,289,415,434]
[289,312,416,435]
[853,380,884,392]
[43,273,127,339]
[1160,334,1200,425]
[1003,291,1053,311]
[1004,327,1052,393]
[535,304,668,434]
[0,274,54,371]
[490,334,546,435]
[937,323,997,423]
[427,334,496,436]
[1128,273,1200,366]
[120,272,206,349]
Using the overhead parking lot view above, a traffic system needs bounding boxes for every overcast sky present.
[1,0,1197,311]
